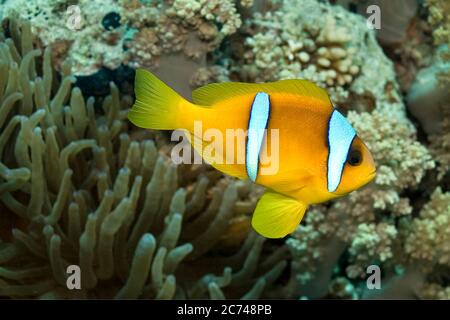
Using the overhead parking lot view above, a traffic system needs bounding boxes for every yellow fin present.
[128,69,188,130]
[185,131,248,179]
[192,79,331,106]
[251,191,307,239]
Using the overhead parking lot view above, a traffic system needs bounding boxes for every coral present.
[347,108,434,195]
[421,283,450,299]
[234,0,363,102]
[286,207,332,286]
[126,0,241,69]
[401,0,450,137]
[226,0,402,105]
[407,46,450,135]
[0,0,245,77]
[404,188,450,268]
[240,0,254,8]
[352,1,434,94]
[0,0,128,75]
[356,0,418,45]
[346,222,398,277]
[168,0,242,36]
[429,114,450,180]
[0,17,285,299]
[405,1,450,136]
[390,187,450,300]
[286,206,346,298]
[425,0,450,86]
[425,0,450,47]
[190,66,231,88]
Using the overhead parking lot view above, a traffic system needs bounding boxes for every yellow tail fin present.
[128,69,188,130]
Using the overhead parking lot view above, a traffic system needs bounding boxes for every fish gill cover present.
[0,0,449,299]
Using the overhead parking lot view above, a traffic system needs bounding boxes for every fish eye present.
[347,148,362,166]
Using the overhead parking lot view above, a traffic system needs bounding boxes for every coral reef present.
[222,0,401,107]
[405,0,450,135]
[405,188,450,268]
[0,0,244,80]
[356,0,418,45]
[426,0,450,48]
[0,17,285,299]
[231,0,365,103]
[0,0,127,75]
[407,46,450,135]
[429,113,450,181]
[0,0,449,300]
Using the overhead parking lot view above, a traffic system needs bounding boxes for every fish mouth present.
[365,170,377,183]
[357,170,376,188]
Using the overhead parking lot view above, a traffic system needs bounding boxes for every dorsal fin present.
[192,79,331,106]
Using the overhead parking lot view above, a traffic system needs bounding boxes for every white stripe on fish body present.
[246,92,270,182]
[327,109,356,192]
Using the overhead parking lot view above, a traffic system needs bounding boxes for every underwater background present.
[0,0,449,299]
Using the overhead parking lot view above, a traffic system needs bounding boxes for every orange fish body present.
[128,69,376,238]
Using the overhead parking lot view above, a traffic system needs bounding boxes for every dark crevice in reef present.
[75,65,135,103]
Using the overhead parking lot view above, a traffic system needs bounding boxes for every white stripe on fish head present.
[327,109,356,192]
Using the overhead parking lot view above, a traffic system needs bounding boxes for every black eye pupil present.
[348,149,362,166]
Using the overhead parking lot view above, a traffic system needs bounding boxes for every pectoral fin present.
[251,191,308,239]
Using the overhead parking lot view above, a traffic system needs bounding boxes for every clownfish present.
[128,69,376,239]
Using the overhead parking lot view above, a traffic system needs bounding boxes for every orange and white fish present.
[128,69,376,238]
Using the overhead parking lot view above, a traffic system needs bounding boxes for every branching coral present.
[421,283,450,299]
[395,187,450,300]
[347,223,398,276]
[425,0,450,47]
[429,114,450,180]
[0,17,286,299]
[347,108,435,197]
[168,0,242,36]
[404,188,450,267]
[286,206,346,298]
[226,0,404,104]
[423,0,450,93]
[236,0,361,102]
